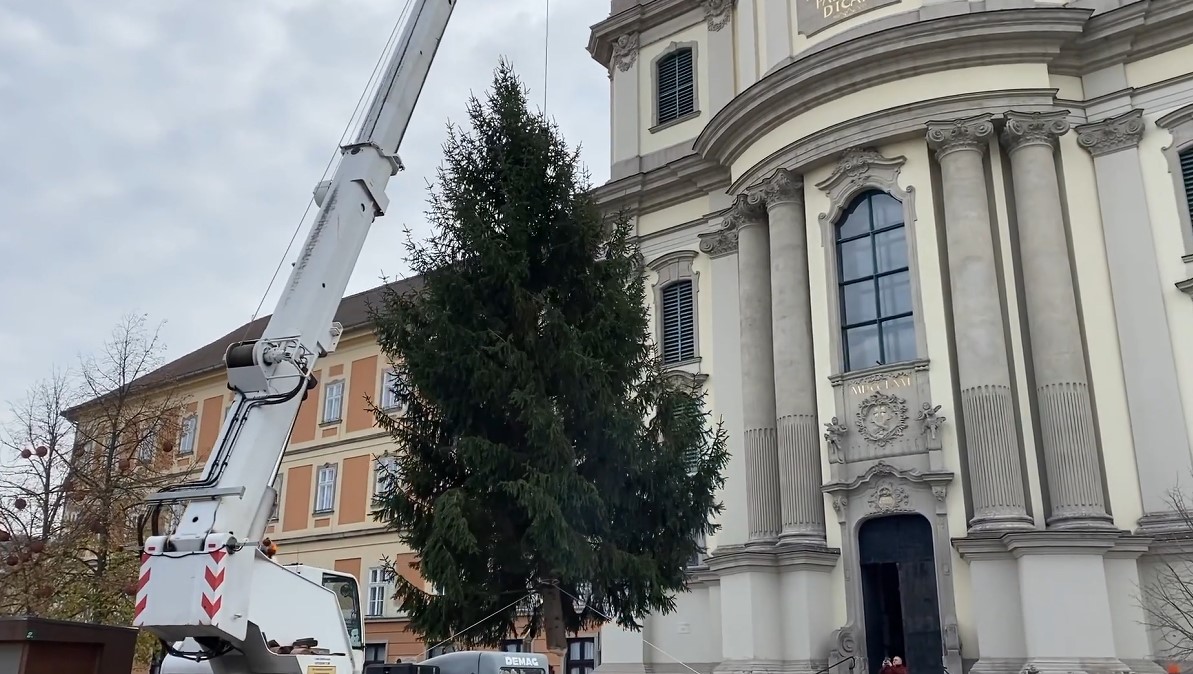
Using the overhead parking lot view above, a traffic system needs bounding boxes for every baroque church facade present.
[586,2,1193,674]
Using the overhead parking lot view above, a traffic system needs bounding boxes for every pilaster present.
[1000,110,1114,532]
[763,0,792,74]
[764,169,827,546]
[610,32,640,166]
[1074,109,1193,536]
[700,216,750,548]
[731,192,782,543]
[702,0,737,115]
[925,114,1034,533]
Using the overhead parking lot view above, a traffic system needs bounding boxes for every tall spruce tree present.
[368,60,729,648]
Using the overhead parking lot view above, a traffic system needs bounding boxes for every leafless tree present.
[0,313,197,662]
[1139,483,1193,664]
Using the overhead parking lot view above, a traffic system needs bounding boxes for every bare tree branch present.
[0,312,197,665]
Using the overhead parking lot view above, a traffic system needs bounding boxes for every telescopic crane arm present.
[134,2,457,671]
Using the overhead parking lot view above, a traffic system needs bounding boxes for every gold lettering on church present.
[796,0,899,36]
[849,374,911,397]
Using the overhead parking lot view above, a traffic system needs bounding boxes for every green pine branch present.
[367,59,729,649]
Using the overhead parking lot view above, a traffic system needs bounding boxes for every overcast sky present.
[0,0,612,430]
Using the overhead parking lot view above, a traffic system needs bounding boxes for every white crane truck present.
[130,2,549,673]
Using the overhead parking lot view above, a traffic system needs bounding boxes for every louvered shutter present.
[1181,148,1193,225]
[657,48,695,125]
[675,395,702,474]
[661,280,695,364]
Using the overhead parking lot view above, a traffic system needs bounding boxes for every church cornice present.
[588,0,702,70]
[695,7,1091,168]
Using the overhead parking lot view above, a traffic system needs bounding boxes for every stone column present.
[926,114,1034,532]
[763,169,827,545]
[1075,109,1193,534]
[1000,110,1113,531]
[732,191,782,543]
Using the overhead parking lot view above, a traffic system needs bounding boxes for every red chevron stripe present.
[138,568,152,591]
[210,549,227,564]
[205,566,225,591]
[201,594,222,619]
[134,595,148,621]
[140,552,149,565]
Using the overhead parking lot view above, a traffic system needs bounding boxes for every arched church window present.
[835,190,915,372]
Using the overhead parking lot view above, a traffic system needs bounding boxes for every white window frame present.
[323,380,345,423]
[178,415,197,455]
[137,430,156,462]
[366,567,388,617]
[380,367,403,411]
[315,463,338,513]
[374,456,397,501]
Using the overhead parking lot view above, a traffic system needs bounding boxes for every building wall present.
[591,0,1193,672]
[142,331,599,665]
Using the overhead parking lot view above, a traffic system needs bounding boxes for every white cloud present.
[0,0,611,429]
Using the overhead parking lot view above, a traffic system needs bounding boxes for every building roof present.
[64,275,424,420]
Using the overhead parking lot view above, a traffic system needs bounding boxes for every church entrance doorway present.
[858,514,943,674]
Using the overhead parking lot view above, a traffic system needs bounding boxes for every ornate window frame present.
[815,148,929,377]
[1156,104,1193,267]
[649,250,702,368]
[650,41,701,133]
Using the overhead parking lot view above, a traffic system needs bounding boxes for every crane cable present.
[241,0,417,340]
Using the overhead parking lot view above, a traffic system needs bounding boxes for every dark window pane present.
[838,238,873,282]
[838,199,871,239]
[878,272,912,317]
[881,316,916,363]
[874,227,907,273]
[845,324,881,370]
[872,192,903,229]
[842,280,877,326]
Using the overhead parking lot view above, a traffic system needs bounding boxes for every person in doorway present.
[880,656,908,674]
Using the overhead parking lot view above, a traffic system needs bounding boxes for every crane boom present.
[136,2,457,672]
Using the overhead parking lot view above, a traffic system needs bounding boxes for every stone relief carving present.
[855,391,909,447]
[697,189,766,258]
[763,167,802,206]
[700,0,735,32]
[611,32,639,72]
[696,225,738,258]
[867,480,911,514]
[1001,110,1071,152]
[915,402,946,450]
[1075,109,1146,157]
[832,495,849,513]
[925,113,995,159]
[824,416,848,464]
[816,147,911,226]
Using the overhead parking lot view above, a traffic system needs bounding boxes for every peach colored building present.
[112,279,597,668]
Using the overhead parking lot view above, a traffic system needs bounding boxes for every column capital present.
[763,168,803,208]
[700,0,736,32]
[611,32,639,72]
[1000,110,1071,153]
[926,113,995,160]
[727,188,768,230]
[698,223,738,258]
[1075,109,1146,158]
